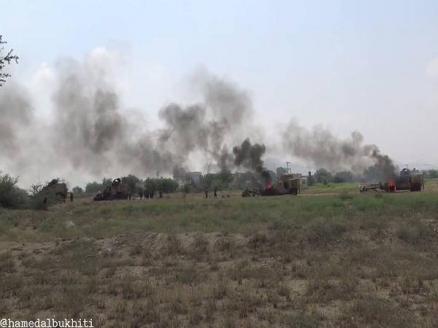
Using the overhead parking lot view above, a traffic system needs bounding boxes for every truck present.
[360,169,424,193]
[242,174,303,197]
[94,178,129,201]
[41,179,68,202]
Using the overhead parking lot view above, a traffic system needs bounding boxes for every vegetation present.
[1,187,438,326]
[0,35,19,86]
[0,173,28,209]
[424,169,438,179]
[72,186,84,194]
[1,174,438,326]
[202,170,234,190]
[85,178,112,194]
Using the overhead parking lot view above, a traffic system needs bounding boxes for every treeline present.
[81,171,235,195]
[309,168,393,185]
[423,170,438,179]
[82,175,179,196]
[309,169,355,185]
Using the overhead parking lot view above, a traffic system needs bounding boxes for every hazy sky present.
[2,0,438,167]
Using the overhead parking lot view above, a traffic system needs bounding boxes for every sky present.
[2,0,438,173]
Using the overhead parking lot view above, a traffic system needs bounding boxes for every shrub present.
[0,173,28,209]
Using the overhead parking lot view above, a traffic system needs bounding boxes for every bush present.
[334,171,353,183]
[314,168,333,184]
[0,173,28,209]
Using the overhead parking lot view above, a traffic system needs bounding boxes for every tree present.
[0,35,19,86]
[333,171,353,183]
[425,169,438,179]
[144,178,157,197]
[0,172,28,208]
[314,168,333,184]
[72,186,84,194]
[160,178,178,193]
[30,184,43,196]
[121,175,141,194]
[85,181,102,194]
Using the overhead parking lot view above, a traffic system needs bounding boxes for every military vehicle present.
[385,168,424,192]
[242,174,303,197]
[360,168,424,193]
[94,178,129,201]
[261,174,303,196]
[41,179,68,202]
[242,188,260,197]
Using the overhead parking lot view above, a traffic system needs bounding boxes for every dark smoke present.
[232,138,273,186]
[0,83,33,157]
[282,121,397,180]
[233,139,266,173]
[157,72,255,173]
[158,103,209,159]
[0,49,399,187]
[364,150,398,182]
[0,51,256,186]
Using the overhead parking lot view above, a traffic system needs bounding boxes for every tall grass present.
[1,191,438,241]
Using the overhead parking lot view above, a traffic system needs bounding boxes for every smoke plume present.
[0,50,257,186]
[233,139,266,173]
[0,83,33,157]
[0,48,399,187]
[282,121,397,180]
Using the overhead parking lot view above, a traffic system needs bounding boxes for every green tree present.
[426,169,438,179]
[85,181,102,194]
[72,186,84,194]
[161,178,179,193]
[122,175,141,194]
[0,172,28,208]
[144,178,157,197]
[0,35,19,86]
[314,168,333,184]
[333,171,353,183]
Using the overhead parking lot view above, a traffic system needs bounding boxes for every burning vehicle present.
[242,173,303,197]
[360,168,424,193]
[94,178,129,201]
[261,174,303,196]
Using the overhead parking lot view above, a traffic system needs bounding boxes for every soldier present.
[204,188,209,199]
[214,187,218,198]
[70,192,74,202]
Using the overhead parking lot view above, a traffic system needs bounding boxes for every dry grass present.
[1,182,438,326]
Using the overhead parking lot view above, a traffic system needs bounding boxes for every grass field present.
[1,181,438,327]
